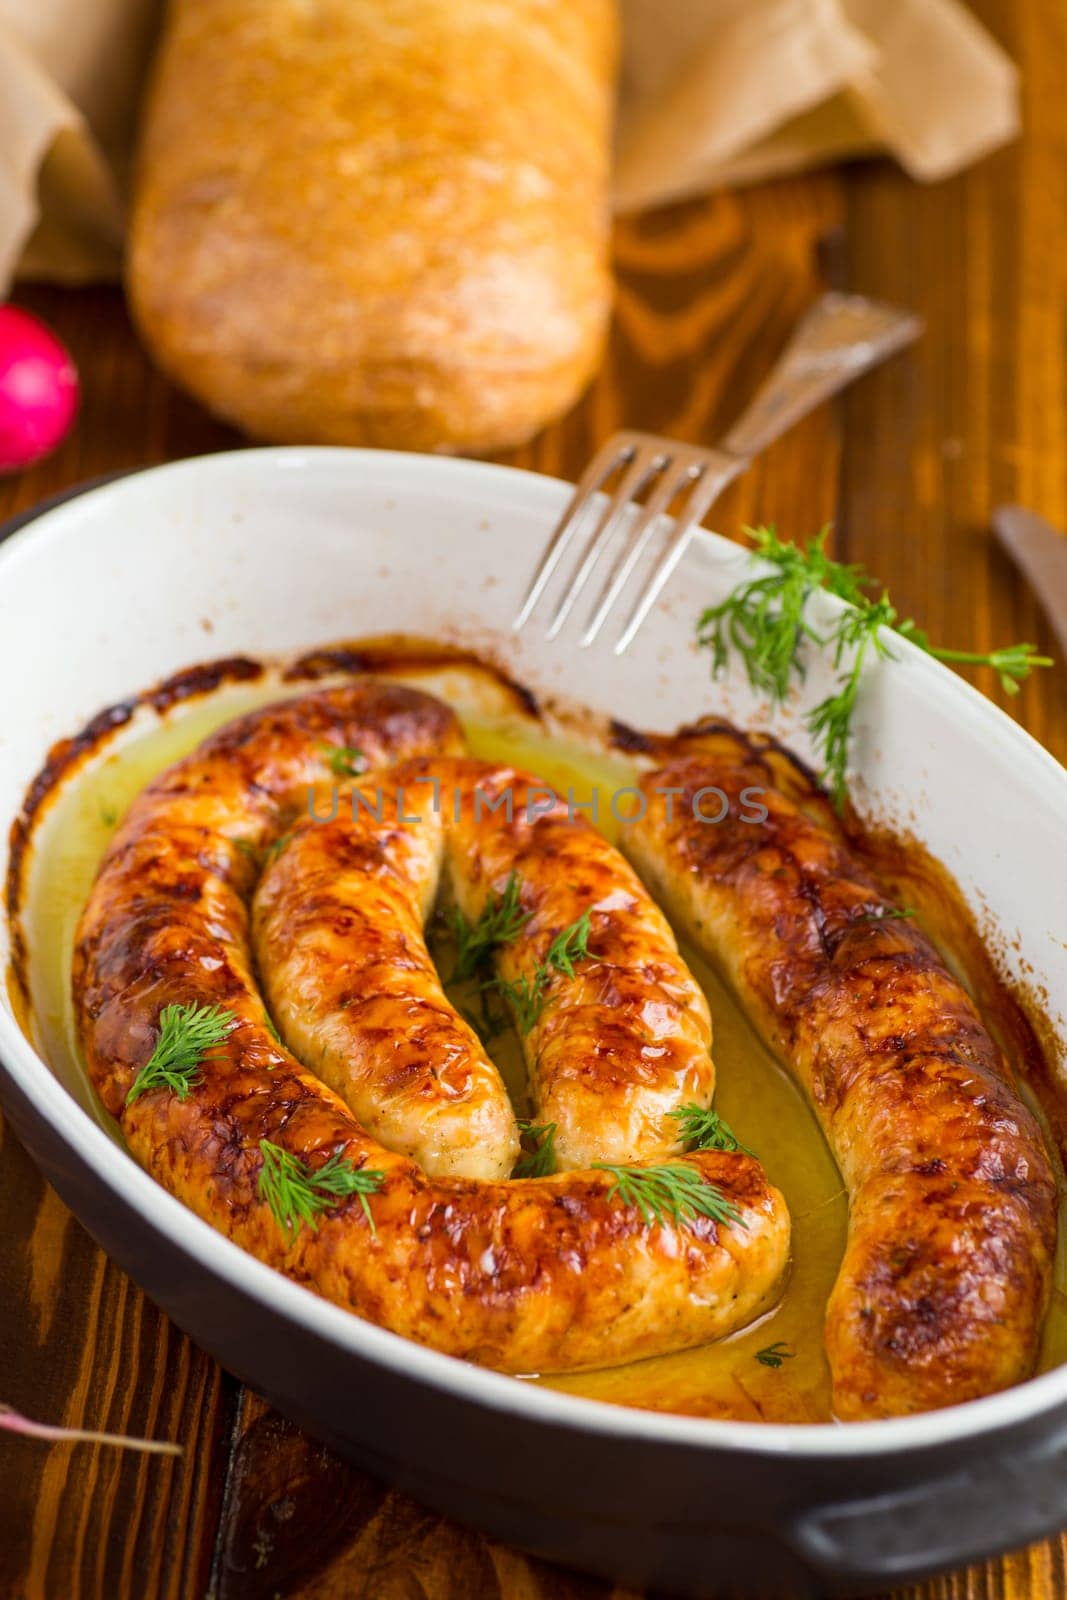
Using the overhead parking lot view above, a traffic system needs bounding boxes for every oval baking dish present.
[2,448,1067,1599]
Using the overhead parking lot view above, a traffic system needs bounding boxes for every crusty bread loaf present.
[127,0,617,452]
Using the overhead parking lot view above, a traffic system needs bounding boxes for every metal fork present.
[513,292,922,655]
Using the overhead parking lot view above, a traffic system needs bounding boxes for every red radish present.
[0,305,79,473]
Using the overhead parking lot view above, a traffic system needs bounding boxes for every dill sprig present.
[491,971,549,1034]
[755,1341,795,1369]
[318,742,367,779]
[257,1140,385,1244]
[698,527,867,701]
[514,1120,558,1178]
[543,912,593,977]
[263,1011,283,1046]
[264,831,294,866]
[450,872,531,982]
[126,1002,235,1105]
[490,910,595,1034]
[592,1161,742,1232]
[852,904,916,928]
[697,526,1052,809]
[449,882,594,1035]
[669,1102,754,1157]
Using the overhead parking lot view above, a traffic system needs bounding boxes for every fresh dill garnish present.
[592,1161,742,1231]
[514,1120,558,1178]
[669,1102,754,1157]
[231,836,262,866]
[264,831,294,865]
[257,1140,385,1244]
[755,1341,795,1369]
[126,1002,235,1104]
[317,742,368,779]
[697,527,867,702]
[543,912,593,977]
[697,526,1052,809]
[263,1012,283,1046]
[852,904,916,928]
[449,872,531,981]
[489,910,595,1034]
[490,970,550,1034]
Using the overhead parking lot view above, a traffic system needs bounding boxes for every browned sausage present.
[73,686,790,1373]
[624,722,1058,1418]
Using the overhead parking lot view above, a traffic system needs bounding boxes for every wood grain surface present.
[3,0,1067,1594]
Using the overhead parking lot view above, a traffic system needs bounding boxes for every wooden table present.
[3,1,1067,1595]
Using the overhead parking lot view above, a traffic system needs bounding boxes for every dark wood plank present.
[0,1114,235,1600]
[209,1392,639,1600]
[840,0,1067,767]
[836,0,1067,1597]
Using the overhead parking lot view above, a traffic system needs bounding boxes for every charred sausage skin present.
[72,685,790,1374]
[625,723,1058,1418]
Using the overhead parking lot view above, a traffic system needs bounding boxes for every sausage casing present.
[73,687,790,1374]
[625,725,1058,1418]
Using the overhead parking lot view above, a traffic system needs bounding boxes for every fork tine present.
[512,437,633,631]
[613,468,728,656]
[545,446,665,639]
[578,458,698,647]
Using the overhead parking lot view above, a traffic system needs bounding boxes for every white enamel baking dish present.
[1,448,1067,1598]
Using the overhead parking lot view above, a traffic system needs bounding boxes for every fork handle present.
[718,292,923,462]
[611,293,921,654]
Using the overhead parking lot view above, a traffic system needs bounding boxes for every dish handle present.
[789,1422,1067,1588]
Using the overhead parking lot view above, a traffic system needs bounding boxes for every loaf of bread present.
[127,0,617,453]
